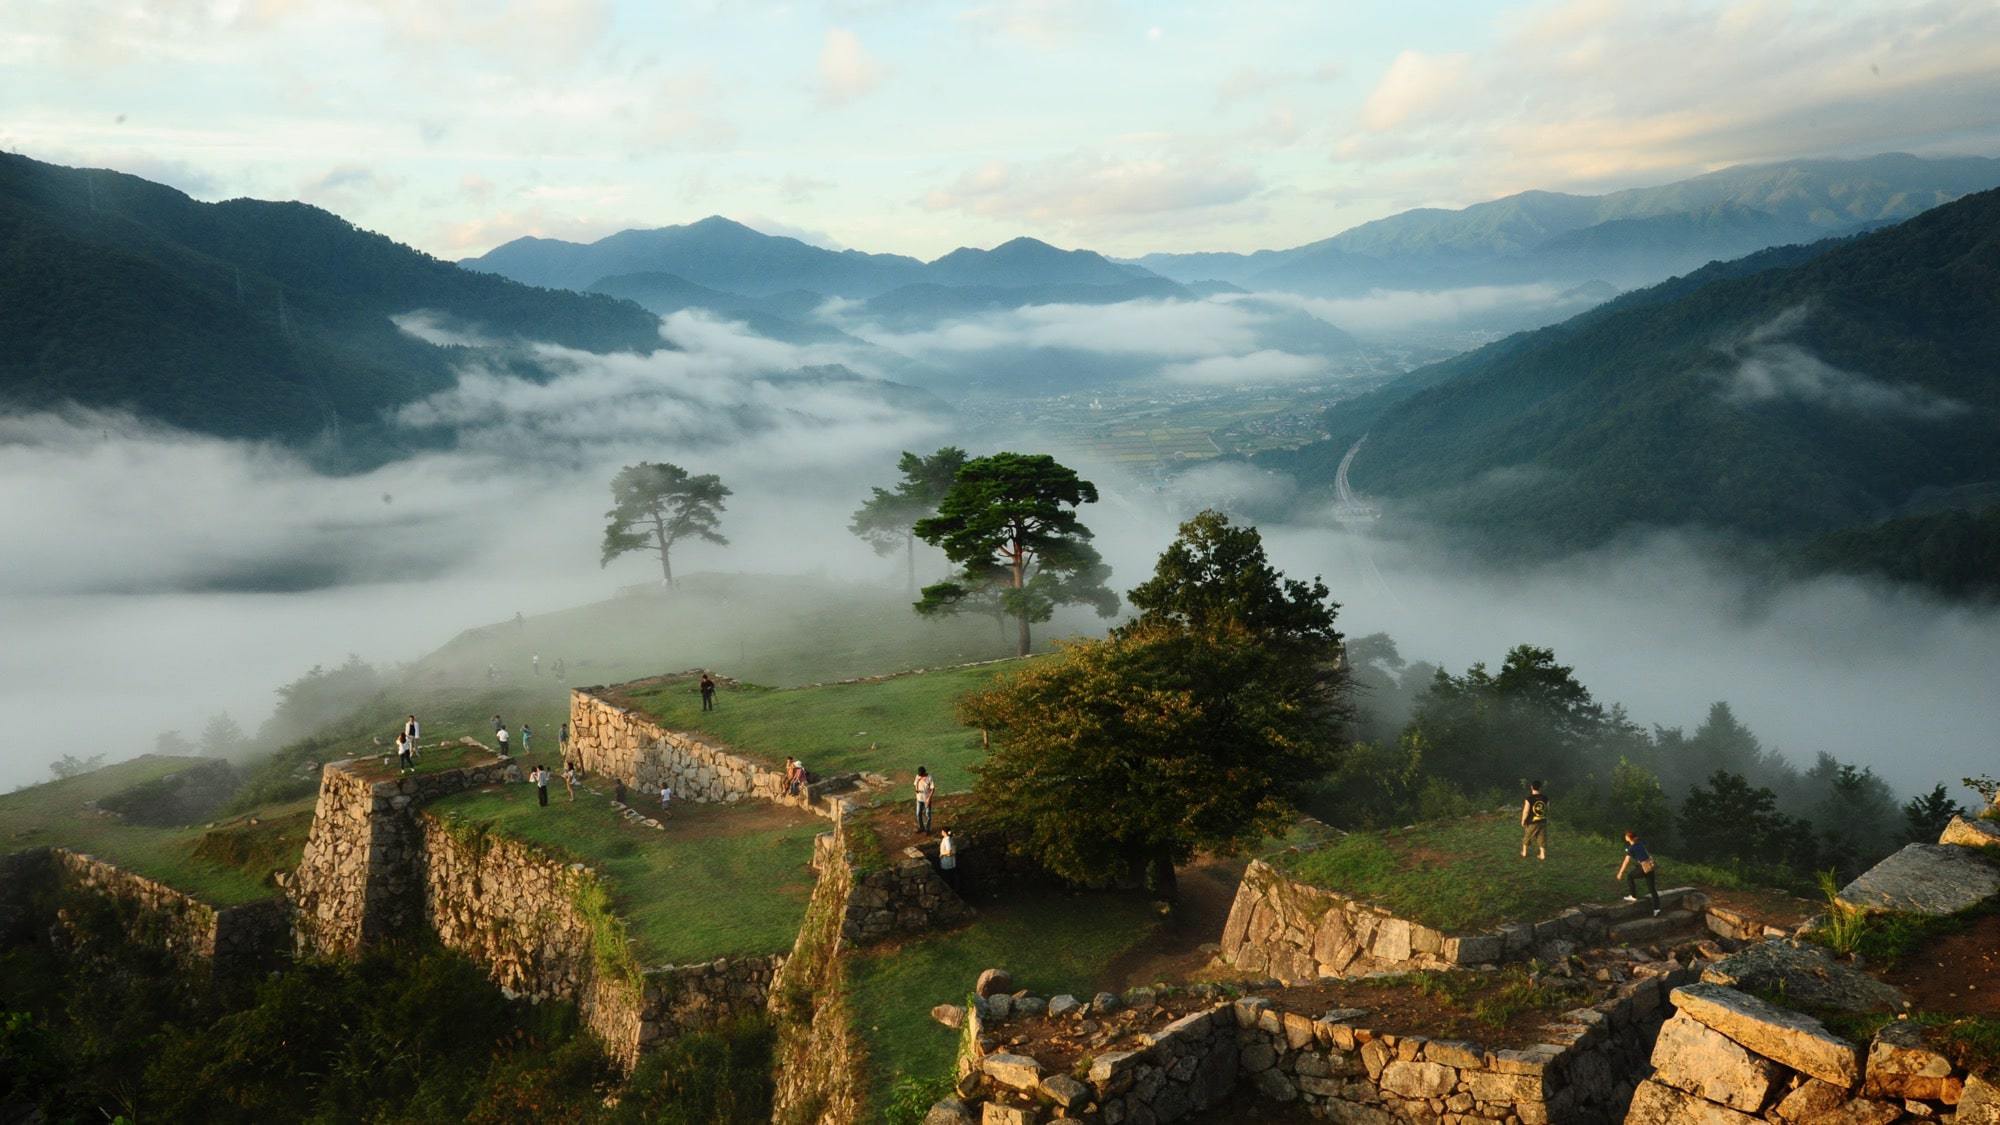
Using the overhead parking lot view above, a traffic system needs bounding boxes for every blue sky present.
[5,0,1998,259]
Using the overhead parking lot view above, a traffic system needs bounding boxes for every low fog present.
[2,300,1994,801]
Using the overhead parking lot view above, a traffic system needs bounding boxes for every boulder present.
[981,1052,1042,1091]
[1837,843,2000,916]
[1939,814,2000,850]
[1863,1021,1962,1102]
[1623,1078,1760,1125]
[1648,1013,1785,1112]
[1670,982,1863,1087]
[1047,994,1081,1018]
[924,1097,978,1125]
[979,1103,1037,1125]
[1378,1060,1455,1099]
[1959,1074,2000,1125]
[932,1004,966,1030]
[1040,1073,1090,1109]
[1771,1080,1900,1125]
[1700,940,1905,1014]
[976,968,1014,998]
[1090,991,1121,1016]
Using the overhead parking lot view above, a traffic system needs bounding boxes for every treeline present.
[1319,637,1974,886]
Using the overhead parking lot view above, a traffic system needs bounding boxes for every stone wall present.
[771,822,870,1125]
[826,833,974,944]
[1219,858,1708,982]
[568,685,840,817]
[944,961,1700,1124]
[290,756,516,957]
[0,846,288,977]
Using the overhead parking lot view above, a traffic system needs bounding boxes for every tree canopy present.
[912,452,1117,655]
[600,462,731,586]
[849,447,968,594]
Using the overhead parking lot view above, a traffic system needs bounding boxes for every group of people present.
[782,756,809,797]
[1519,780,1664,916]
[913,766,957,888]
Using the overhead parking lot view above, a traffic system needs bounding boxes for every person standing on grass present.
[659,782,673,817]
[1616,830,1662,916]
[496,724,511,755]
[559,721,569,759]
[614,778,627,805]
[534,764,550,808]
[521,724,532,754]
[1521,780,1549,861]
[562,762,577,802]
[914,767,935,834]
[493,714,504,732]
[699,673,717,712]
[405,715,421,757]
[937,828,958,891]
[533,653,541,676]
[396,731,412,773]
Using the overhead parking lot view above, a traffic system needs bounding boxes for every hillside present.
[1266,187,2000,557]
[0,154,664,454]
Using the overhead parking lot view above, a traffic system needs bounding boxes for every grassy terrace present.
[0,756,291,906]
[1272,813,1749,932]
[426,776,822,966]
[614,659,1032,796]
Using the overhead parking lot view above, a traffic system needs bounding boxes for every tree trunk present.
[1016,611,1030,658]
[654,515,674,587]
[904,532,916,597]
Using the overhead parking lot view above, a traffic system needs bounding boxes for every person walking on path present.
[699,673,717,712]
[1616,830,1662,916]
[914,767,935,834]
[937,828,958,891]
[521,724,532,754]
[534,765,550,808]
[395,731,412,774]
[1520,780,1549,861]
[562,763,577,802]
[496,724,511,755]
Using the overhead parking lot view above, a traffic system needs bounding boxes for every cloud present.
[958,0,1121,48]
[739,214,846,249]
[305,164,389,194]
[818,28,884,105]
[1157,350,1325,386]
[922,151,1261,228]
[837,297,1273,359]
[1358,50,1470,131]
[1250,284,1590,336]
[1717,306,1969,420]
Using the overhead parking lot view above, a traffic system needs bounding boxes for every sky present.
[5,0,2000,260]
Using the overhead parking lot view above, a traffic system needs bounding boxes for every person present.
[914,766,935,834]
[1520,780,1549,861]
[521,724,532,754]
[937,828,958,891]
[659,782,673,817]
[562,763,577,802]
[1616,830,1662,916]
[532,653,541,676]
[534,764,550,808]
[496,724,511,755]
[614,778,627,805]
[791,758,807,797]
[405,714,421,754]
[699,673,717,712]
[395,731,412,773]
[493,714,504,732]
[555,657,567,679]
[559,722,569,757]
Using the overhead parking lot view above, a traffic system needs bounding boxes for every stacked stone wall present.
[1220,858,1708,982]
[568,687,832,817]
[771,823,870,1125]
[828,833,975,944]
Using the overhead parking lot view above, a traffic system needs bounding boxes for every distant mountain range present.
[0,152,664,457]
[1263,185,2000,588]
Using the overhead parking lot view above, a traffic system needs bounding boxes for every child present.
[659,782,673,818]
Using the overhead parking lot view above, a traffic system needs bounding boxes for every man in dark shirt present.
[1520,781,1549,861]
[1616,830,1661,915]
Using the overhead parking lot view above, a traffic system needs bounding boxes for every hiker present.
[699,673,717,712]
[532,653,541,676]
[914,766,935,834]
[790,758,808,797]
[558,721,569,758]
[496,724,511,755]
[659,782,673,817]
[937,828,958,891]
[405,714,421,755]
[562,762,577,801]
[521,724,532,754]
[534,764,550,807]
[395,731,412,773]
[1616,830,1662,916]
[1520,780,1549,861]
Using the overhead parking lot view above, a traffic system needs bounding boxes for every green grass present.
[0,756,285,906]
[617,659,1031,796]
[1353,967,1595,1028]
[425,781,822,966]
[1272,813,1748,932]
[847,890,1162,1112]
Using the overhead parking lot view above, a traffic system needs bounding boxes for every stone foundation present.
[823,832,974,944]
[568,683,841,818]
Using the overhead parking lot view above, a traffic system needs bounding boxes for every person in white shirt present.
[496,725,510,755]
[914,766,935,834]
[395,732,412,773]
[937,828,958,891]
[659,782,673,817]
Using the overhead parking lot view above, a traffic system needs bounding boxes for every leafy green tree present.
[199,713,248,758]
[961,621,1339,896]
[48,753,106,780]
[600,462,731,587]
[1408,644,1607,793]
[1902,784,1964,843]
[153,731,194,757]
[1804,753,1899,879]
[1606,757,1673,846]
[913,452,1117,656]
[1678,770,1814,871]
[849,447,969,594]
[257,655,382,747]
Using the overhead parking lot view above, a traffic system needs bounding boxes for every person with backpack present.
[1616,830,1662,916]
[1520,780,1549,861]
[914,766,935,834]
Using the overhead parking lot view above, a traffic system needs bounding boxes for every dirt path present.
[1103,852,1249,989]
[1878,912,2000,1016]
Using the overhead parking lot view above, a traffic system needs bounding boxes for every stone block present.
[1254,1067,1298,1102]
[1700,940,1905,1014]
[1444,933,1502,965]
[1939,814,2000,849]
[1240,1041,1276,1072]
[1838,843,2000,916]
[1959,1075,2000,1125]
[1048,994,1081,1018]
[1422,1039,1482,1069]
[980,1103,1038,1125]
[924,1098,977,1125]
[1648,1012,1784,1112]
[1863,1021,1962,1103]
[1463,1069,1540,1103]
[1624,1077,1761,1125]
[1040,1073,1090,1108]
[1670,982,1863,1087]
[1088,1050,1141,1088]
[1772,1080,1900,1124]
[981,1052,1042,1091]
[1378,1060,1455,1099]
[1232,996,1271,1028]
[977,967,1014,998]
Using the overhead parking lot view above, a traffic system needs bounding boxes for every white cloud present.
[958,0,1121,48]
[818,28,884,106]
[1358,50,1470,132]
[923,151,1261,228]
[1718,306,1968,420]
[1250,284,1582,335]
[1157,350,1325,386]
[838,297,1272,359]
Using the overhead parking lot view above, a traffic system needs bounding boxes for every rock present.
[1939,814,2000,849]
[1625,1078,1762,1124]
[1771,1080,1899,1125]
[1047,994,1081,1018]
[924,1097,978,1125]
[932,1003,965,1030]
[1239,1041,1276,1072]
[986,994,1012,1020]
[1959,1074,2000,1125]
[1254,1067,1298,1102]
[1378,1060,1455,1099]
[1040,1073,1090,1108]
[1700,940,1906,1014]
[1863,1021,1962,1102]
[980,1052,1042,1091]
[1837,843,2000,915]
[980,1103,1037,1125]
[1014,995,1046,1017]
[1124,986,1158,1011]
[1670,982,1863,1087]
[1090,991,1121,1015]
[1648,1013,1785,1111]
[976,968,1014,998]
